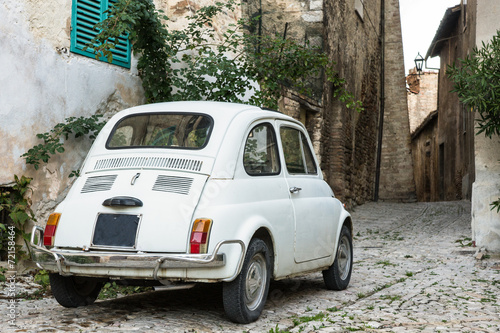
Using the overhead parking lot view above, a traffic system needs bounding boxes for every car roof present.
[115,101,280,119]
[82,101,305,177]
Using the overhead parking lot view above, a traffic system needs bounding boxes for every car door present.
[278,122,336,263]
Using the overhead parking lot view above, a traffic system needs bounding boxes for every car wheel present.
[222,238,272,324]
[49,273,103,307]
[323,225,353,290]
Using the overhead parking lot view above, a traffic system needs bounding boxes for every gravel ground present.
[1,201,499,332]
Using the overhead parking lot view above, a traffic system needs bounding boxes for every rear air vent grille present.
[81,175,117,193]
[93,157,203,172]
[152,175,194,195]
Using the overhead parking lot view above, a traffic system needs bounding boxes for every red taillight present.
[190,219,212,254]
[43,213,61,247]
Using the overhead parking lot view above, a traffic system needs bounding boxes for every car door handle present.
[289,186,302,194]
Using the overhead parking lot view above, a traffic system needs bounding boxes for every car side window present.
[280,126,318,175]
[243,123,280,176]
[301,132,318,174]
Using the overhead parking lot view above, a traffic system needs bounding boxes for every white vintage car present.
[30,101,353,323]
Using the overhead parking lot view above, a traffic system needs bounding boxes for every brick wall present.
[322,0,382,205]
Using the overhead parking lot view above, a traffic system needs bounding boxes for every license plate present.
[92,213,141,248]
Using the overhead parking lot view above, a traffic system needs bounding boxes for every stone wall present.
[407,70,438,134]
[432,5,475,202]
[321,0,384,206]
[411,111,439,202]
[377,0,416,202]
[0,0,145,224]
[259,0,415,206]
[1,0,418,229]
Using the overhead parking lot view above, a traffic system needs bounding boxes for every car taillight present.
[44,213,61,247]
[190,219,212,254]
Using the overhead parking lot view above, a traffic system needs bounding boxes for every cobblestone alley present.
[2,201,499,332]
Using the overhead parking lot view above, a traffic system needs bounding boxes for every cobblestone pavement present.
[2,201,500,332]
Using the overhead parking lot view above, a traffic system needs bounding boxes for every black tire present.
[222,238,272,324]
[49,273,103,308]
[323,225,353,290]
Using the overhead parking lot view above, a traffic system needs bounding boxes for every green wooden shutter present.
[70,0,131,68]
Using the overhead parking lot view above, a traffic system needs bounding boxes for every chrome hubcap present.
[337,235,352,280]
[245,253,266,311]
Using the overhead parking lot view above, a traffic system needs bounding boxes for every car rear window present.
[106,113,213,149]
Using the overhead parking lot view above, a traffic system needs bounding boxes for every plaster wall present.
[471,0,500,251]
[0,0,144,223]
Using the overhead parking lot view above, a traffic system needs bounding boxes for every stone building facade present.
[1,0,416,229]
[411,110,439,202]
[376,0,416,202]
[424,4,475,202]
[423,0,500,251]
[407,70,439,202]
[246,0,416,206]
[407,70,438,134]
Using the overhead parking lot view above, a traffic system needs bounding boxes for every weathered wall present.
[0,0,144,223]
[470,0,500,252]
[407,70,438,134]
[269,0,413,206]
[244,0,324,101]
[377,0,416,202]
[322,0,383,206]
[433,5,474,202]
[411,111,438,202]
[158,0,241,37]
[408,69,439,202]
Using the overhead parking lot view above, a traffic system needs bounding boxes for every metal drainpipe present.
[374,0,385,201]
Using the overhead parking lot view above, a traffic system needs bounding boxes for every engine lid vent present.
[152,175,194,195]
[81,175,117,194]
[93,156,203,172]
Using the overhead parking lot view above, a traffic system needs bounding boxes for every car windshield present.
[107,113,213,149]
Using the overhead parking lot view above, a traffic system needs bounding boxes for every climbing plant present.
[0,175,36,260]
[447,30,500,212]
[88,0,362,111]
[21,115,106,171]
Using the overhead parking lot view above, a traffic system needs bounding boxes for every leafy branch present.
[21,115,106,170]
[87,0,362,111]
[0,175,36,260]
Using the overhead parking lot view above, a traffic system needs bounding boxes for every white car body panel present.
[30,101,351,283]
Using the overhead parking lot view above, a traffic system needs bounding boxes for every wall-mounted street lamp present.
[414,52,424,75]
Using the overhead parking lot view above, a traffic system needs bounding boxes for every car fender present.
[205,211,279,281]
[329,199,352,266]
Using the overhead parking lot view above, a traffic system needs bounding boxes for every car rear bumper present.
[30,226,245,282]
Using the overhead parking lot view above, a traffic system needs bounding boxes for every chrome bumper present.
[30,226,245,281]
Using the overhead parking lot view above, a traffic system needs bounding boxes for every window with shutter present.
[70,0,131,68]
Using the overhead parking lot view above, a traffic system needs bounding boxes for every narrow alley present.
[3,201,499,332]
